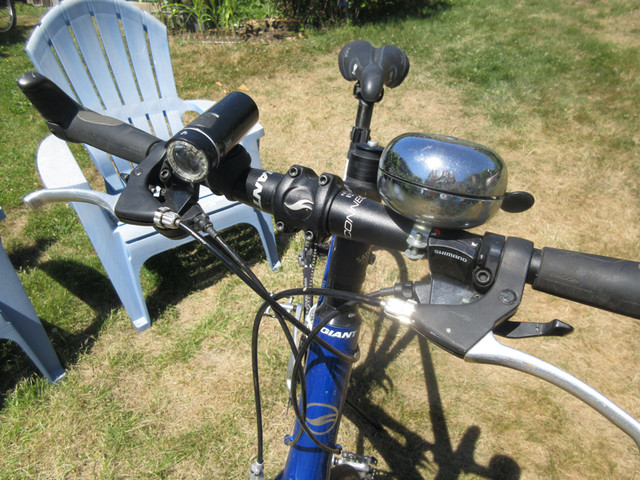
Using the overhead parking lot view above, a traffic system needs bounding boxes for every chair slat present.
[25,27,75,99]
[66,1,122,111]
[90,0,144,113]
[116,1,161,106]
[45,0,103,111]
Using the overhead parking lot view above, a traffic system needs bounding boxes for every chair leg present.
[73,203,151,331]
[0,244,65,383]
[101,252,151,332]
[0,310,66,383]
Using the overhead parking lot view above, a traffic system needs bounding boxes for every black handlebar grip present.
[531,248,640,319]
[17,72,161,164]
[17,71,78,126]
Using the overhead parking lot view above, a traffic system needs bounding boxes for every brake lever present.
[395,236,534,357]
[24,140,201,241]
[494,318,573,338]
[466,331,640,451]
[383,235,640,451]
[24,188,117,216]
[23,142,169,227]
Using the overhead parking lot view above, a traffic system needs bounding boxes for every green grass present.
[0,4,51,209]
[1,0,639,479]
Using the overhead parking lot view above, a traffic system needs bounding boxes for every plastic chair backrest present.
[26,0,190,194]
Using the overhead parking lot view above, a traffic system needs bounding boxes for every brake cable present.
[177,220,387,463]
[251,288,386,462]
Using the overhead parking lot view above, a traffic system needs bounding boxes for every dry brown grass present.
[167,34,640,478]
[171,37,640,478]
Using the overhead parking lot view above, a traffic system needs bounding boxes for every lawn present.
[1,0,639,479]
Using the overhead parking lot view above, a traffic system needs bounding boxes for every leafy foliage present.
[156,0,451,32]
[274,0,451,25]
[156,0,273,32]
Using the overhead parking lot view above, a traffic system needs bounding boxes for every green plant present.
[215,0,234,28]
[158,0,213,33]
[157,0,240,33]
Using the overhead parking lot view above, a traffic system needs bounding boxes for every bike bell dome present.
[377,133,508,229]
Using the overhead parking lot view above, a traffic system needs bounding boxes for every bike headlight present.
[164,91,259,185]
[166,135,214,183]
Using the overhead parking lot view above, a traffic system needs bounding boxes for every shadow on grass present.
[0,223,292,405]
[0,250,117,405]
[0,22,37,50]
[4,236,55,270]
[343,250,520,480]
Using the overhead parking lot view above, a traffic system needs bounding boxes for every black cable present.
[203,224,266,291]
[261,287,382,361]
[291,302,358,455]
[284,288,396,452]
[184,220,378,360]
[251,299,304,464]
[287,302,356,453]
[250,289,383,463]
[191,213,266,291]
[179,222,266,294]
[179,222,395,463]
[180,220,293,464]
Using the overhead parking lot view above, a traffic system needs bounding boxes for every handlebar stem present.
[237,166,416,247]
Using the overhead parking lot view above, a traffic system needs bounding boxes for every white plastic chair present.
[25,0,279,331]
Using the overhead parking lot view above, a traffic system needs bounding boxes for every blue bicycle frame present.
[279,235,373,480]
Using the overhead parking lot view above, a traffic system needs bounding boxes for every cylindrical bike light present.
[166,91,259,183]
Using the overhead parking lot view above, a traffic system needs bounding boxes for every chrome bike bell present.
[377,133,508,229]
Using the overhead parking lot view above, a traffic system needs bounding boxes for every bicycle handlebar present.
[17,72,161,163]
[231,167,640,321]
[18,71,640,322]
[530,248,640,319]
[18,58,640,457]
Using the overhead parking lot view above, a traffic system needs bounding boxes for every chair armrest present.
[36,135,91,190]
[28,135,119,217]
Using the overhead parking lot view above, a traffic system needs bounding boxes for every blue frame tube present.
[280,318,360,480]
[278,234,372,480]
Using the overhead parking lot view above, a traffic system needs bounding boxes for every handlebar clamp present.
[272,166,344,242]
